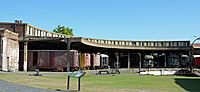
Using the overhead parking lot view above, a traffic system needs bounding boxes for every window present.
[173,42,177,46]
[171,42,177,46]
[101,40,104,44]
[105,40,107,44]
[129,42,132,46]
[111,41,114,45]
[45,32,48,36]
[157,42,162,46]
[40,30,42,36]
[108,41,111,44]
[27,27,31,35]
[119,41,122,45]
[150,42,154,46]
[136,42,139,46]
[165,42,169,46]
[154,42,157,47]
[143,42,147,46]
[147,42,151,46]
[122,41,125,45]
[115,41,118,45]
[178,42,182,46]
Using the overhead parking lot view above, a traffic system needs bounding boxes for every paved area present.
[0,80,62,92]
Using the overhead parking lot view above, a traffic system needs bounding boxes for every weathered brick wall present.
[0,29,19,40]
[0,29,19,71]
[0,23,25,39]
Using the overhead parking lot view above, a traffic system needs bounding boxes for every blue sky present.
[1,0,200,42]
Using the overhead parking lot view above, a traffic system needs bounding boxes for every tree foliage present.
[53,25,74,36]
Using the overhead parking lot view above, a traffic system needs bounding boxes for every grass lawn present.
[0,72,199,92]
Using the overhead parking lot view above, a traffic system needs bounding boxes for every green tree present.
[53,25,74,36]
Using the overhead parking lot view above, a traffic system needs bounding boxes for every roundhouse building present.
[0,21,192,71]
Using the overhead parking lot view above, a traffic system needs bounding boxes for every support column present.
[66,38,71,72]
[138,53,141,73]
[127,52,130,72]
[115,52,119,69]
[164,53,167,70]
[0,37,2,70]
[67,76,70,90]
[189,50,192,72]
[78,77,81,91]
[23,41,28,71]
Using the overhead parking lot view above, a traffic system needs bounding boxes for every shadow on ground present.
[175,78,200,92]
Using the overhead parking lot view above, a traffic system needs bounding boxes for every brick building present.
[0,21,68,71]
[0,28,19,71]
[0,20,196,71]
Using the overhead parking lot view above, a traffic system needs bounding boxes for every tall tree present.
[53,25,74,36]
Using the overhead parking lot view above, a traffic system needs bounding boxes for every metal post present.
[79,52,81,71]
[78,77,80,91]
[138,53,141,73]
[189,49,192,72]
[67,76,70,90]
[128,52,130,72]
[0,37,2,70]
[23,41,28,71]
[164,53,167,70]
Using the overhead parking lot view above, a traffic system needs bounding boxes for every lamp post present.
[190,37,200,72]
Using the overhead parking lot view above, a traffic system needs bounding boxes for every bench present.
[96,70,110,75]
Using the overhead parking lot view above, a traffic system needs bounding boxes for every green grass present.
[0,72,199,92]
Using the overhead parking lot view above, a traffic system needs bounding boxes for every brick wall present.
[0,29,19,71]
[0,23,25,39]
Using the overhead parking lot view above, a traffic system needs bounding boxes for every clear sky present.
[1,0,200,42]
